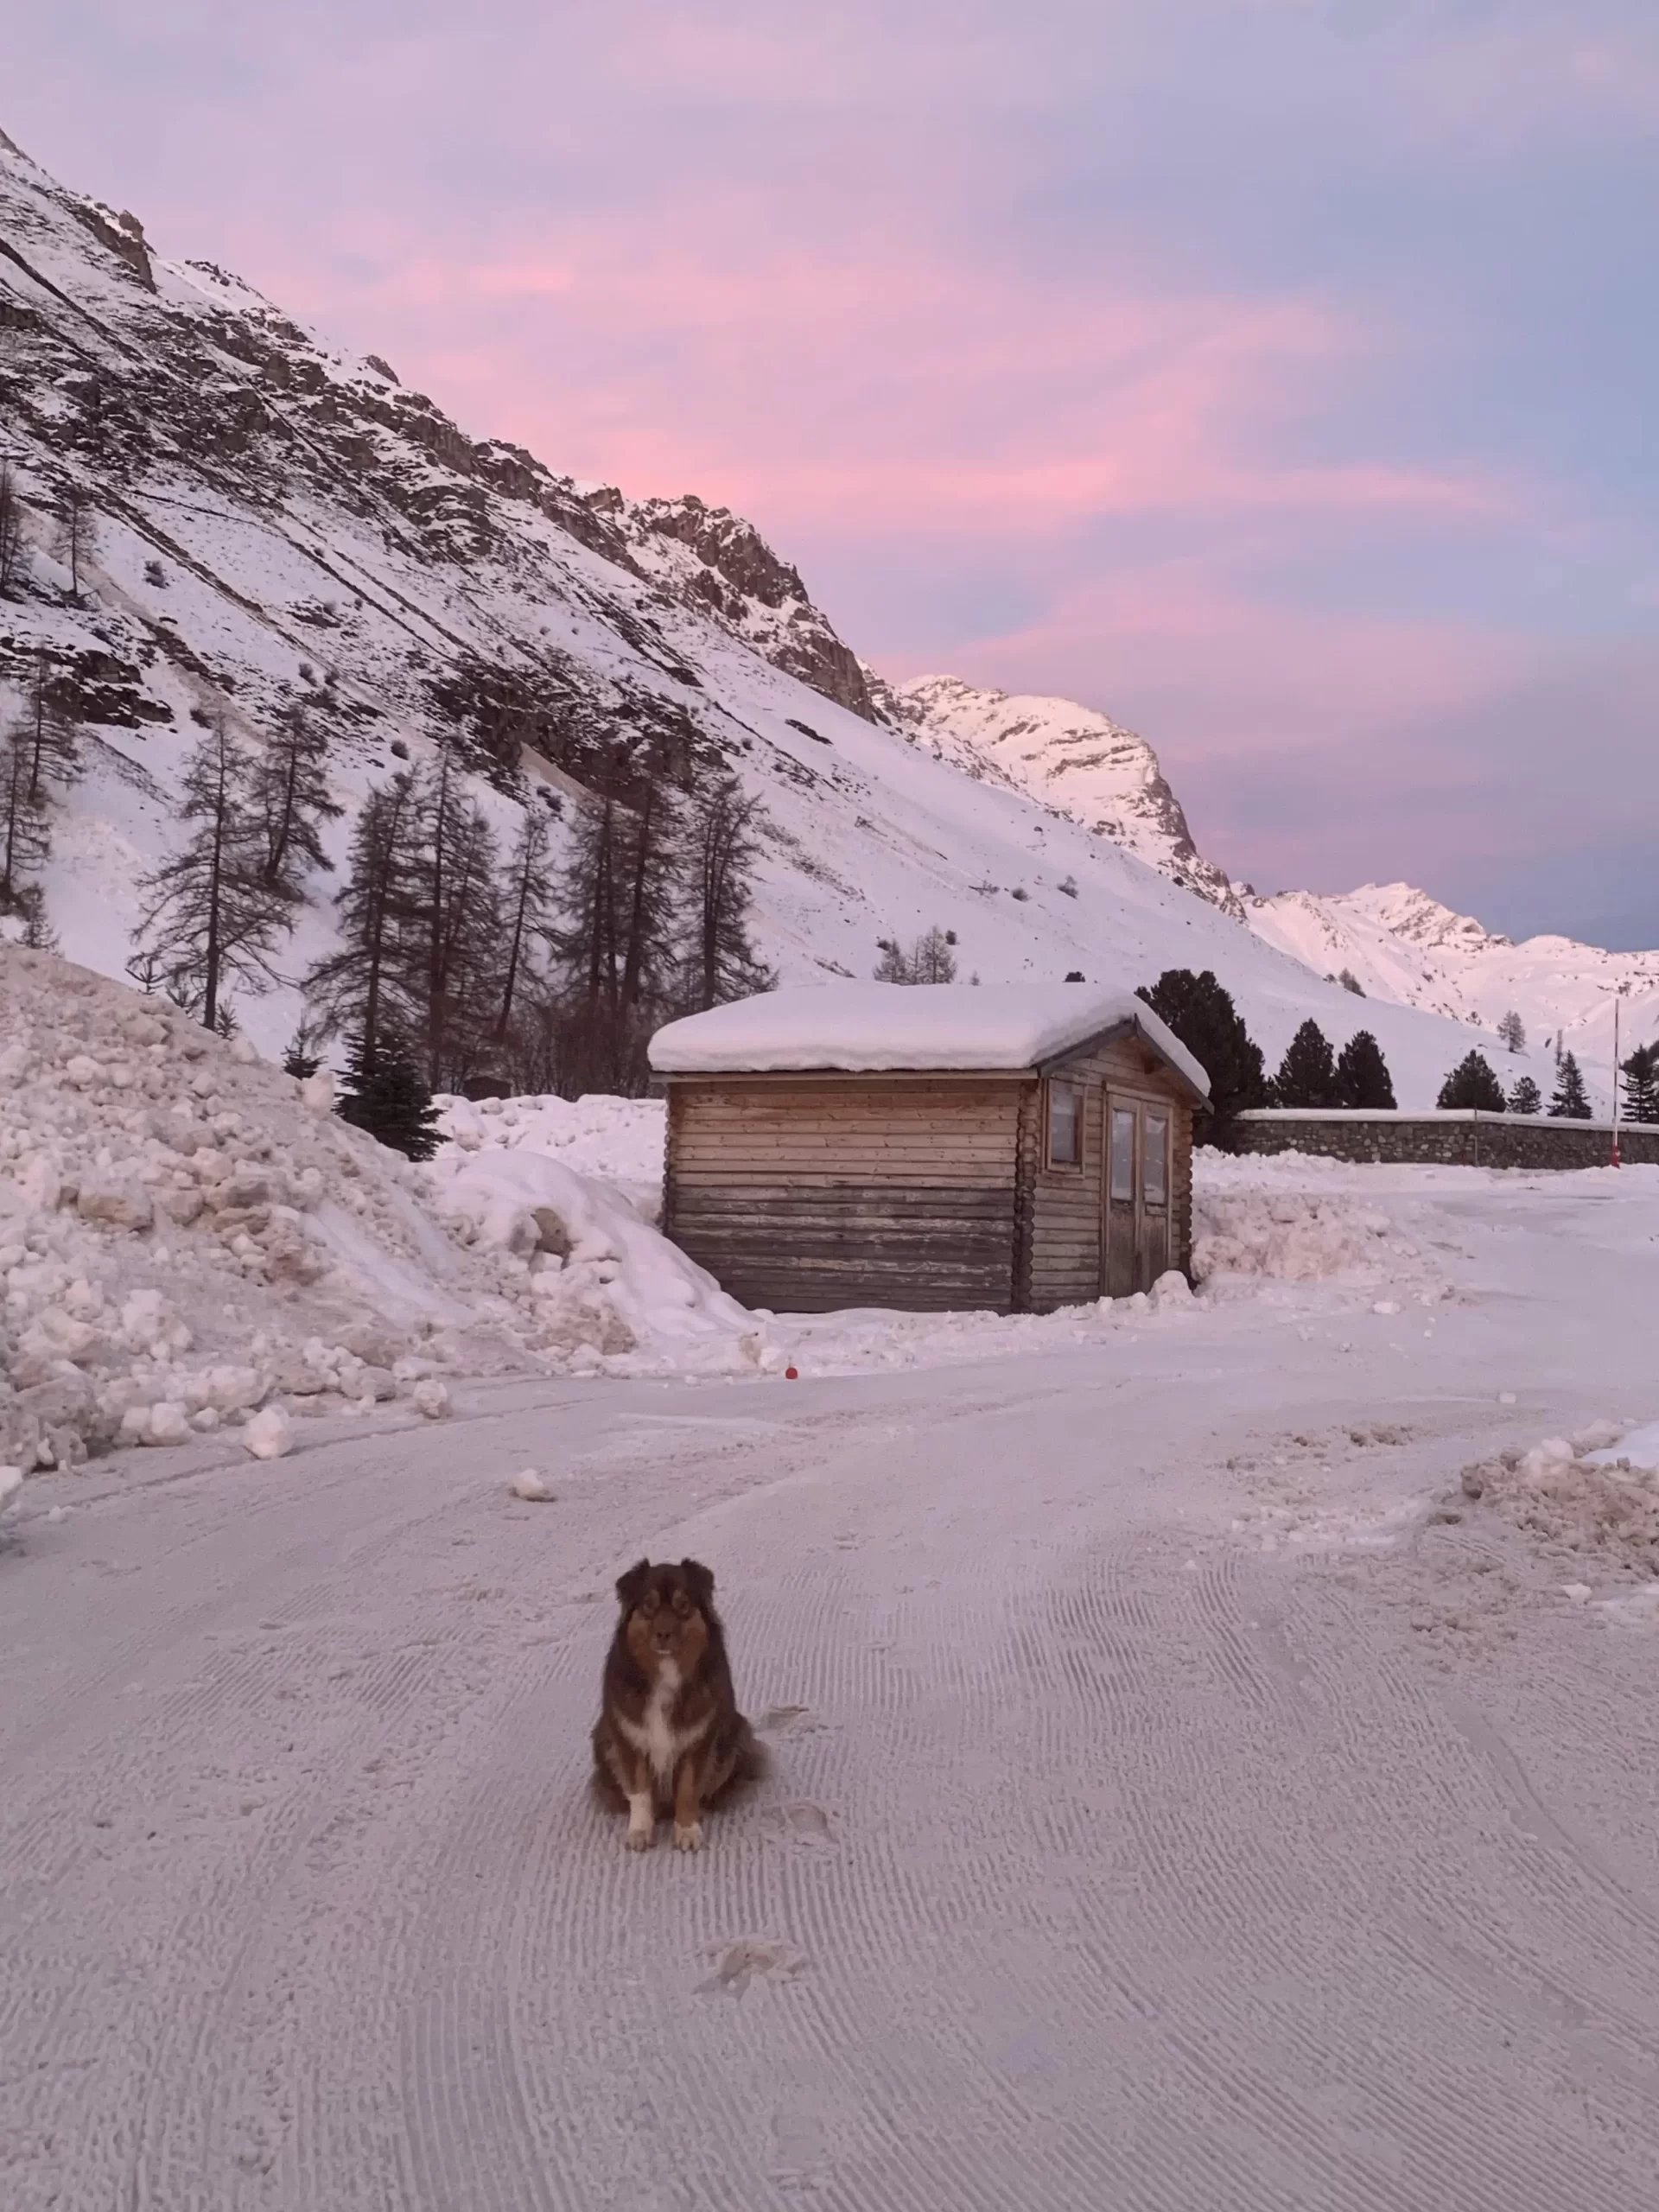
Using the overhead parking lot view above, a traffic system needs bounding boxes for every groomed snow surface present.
[7,955,1659,2209]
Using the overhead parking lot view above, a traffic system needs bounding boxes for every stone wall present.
[1231,1111,1659,1170]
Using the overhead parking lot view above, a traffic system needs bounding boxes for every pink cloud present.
[268,205,1510,548]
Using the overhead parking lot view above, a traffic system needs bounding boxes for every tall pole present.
[1612,998,1621,1169]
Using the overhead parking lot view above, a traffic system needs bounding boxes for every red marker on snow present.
[785,1366,798,1381]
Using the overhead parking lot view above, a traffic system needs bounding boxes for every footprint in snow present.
[697,1939,805,1998]
[757,1703,810,1733]
[766,1801,836,1851]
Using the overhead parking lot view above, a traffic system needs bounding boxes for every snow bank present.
[435,1091,665,1222]
[1192,1160,1444,1300]
[648,981,1210,1095]
[0,946,541,1478]
[427,1148,754,1370]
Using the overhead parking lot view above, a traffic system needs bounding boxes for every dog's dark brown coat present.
[591,1557,760,1851]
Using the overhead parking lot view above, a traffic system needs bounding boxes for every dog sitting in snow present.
[591,1557,760,1853]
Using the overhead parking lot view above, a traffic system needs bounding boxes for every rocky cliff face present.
[601,493,878,721]
[892,676,1242,917]
[0,128,869,740]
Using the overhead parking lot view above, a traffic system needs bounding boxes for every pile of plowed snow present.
[0,947,537,1473]
[0,950,754,1483]
[1460,1422,1659,1583]
[1192,1152,1449,1301]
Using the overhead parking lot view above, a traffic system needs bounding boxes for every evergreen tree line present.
[1433,1046,1649,1120]
[123,714,775,1154]
[1135,970,1397,1141]
[1135,968,1657,1136]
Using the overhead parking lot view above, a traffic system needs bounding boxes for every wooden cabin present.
[649,982,1209,1314]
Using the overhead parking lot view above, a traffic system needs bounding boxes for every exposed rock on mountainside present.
[600,493,878,721]
[893,676,1243,917]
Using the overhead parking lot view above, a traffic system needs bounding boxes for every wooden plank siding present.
[665,1077,1025,1312]
[662,1044,1196,1317]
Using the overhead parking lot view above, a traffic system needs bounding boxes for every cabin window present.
[1046,1079,1083,1168]
[1143,1109,1169,1204]
[1109,1108,1136,1201]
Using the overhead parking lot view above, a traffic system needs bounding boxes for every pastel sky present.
[10,1,1658,944]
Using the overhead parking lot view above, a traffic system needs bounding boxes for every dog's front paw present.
[625,1824,654,1852]
[672,1820,704,1853]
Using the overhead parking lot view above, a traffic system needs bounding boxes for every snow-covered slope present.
[1246,884,1659,1086]
[892,674,1242,916]
[0,125,1559,1109]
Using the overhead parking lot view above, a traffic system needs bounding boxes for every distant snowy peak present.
[1244,885,1659,1061]
[890,676,1242,918]
[1333,883,1512,956]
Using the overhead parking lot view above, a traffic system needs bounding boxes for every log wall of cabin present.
[664,1076,1025,1312]
[1020,1035,1195,1312]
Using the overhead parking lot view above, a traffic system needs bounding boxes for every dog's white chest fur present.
[617,1663,707,1781]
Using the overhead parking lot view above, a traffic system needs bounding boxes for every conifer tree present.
[255,702,343,895]
[0,729,50,915]
[1507,1073,1542,1116]
[303,772,421,1074]
[0,462,27,599]
[132,715,293,1032]
[1549,1052,1592,1119]
[546,773,683,1094]
[283,1025,323,1081]
[54,482,98,601]
[16,887,58,951]
[1437,1052,1507,1111]
[1497,1010,1527,1054]
[1272,1020,1341,1109]
[1335,1029,1395,1109]
[1618,1044,1659,1124]
[16,654,81,803]
[1136,969,1268,1141]
[681,772,773,1009]
[873,926,957,987]
[407,747,503,1089]
[495,804,555,1044]
[337,1026,441,1160]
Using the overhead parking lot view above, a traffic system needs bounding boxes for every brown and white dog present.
[590,1557,760,1853]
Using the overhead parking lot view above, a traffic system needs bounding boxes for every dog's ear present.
[679,1558,715,1608]
[615,1558,652,1609]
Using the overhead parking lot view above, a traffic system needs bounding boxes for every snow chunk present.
[243,1406,294,1460]
[410,1377,450,1421]
[648,982,1209,1095]
[509,1467,553,1501]
[0,1465,23,1516]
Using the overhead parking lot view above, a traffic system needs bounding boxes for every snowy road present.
[6,1176,1659,2209]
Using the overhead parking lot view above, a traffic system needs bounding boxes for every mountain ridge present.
[0,122,1594,1108]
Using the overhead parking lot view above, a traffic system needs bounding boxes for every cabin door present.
[1102,1096,1172,1297]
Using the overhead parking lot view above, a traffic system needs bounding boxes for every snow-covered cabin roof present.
[649,982,1210,1096]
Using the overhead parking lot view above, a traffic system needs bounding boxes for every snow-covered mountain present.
[0,124,1570,1109]
[1245,884,1659,1083]
[887,675,1243,917]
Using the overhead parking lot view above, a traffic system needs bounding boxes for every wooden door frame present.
[1100,1085,1174,1296]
